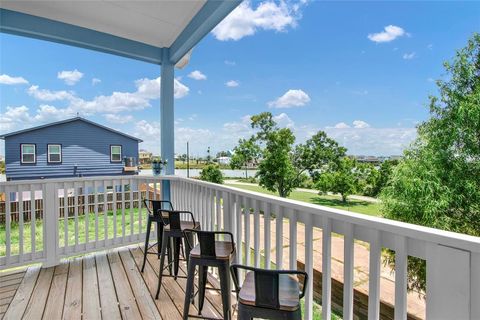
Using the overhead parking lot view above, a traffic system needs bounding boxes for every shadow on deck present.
[0,244,234,319]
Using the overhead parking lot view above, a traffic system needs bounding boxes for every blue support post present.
[160,49,175,201]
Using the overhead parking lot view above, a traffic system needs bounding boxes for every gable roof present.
[0,117,143,142]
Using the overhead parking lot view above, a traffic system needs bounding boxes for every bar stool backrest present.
[159,209,196,231]
[197,231,217,258]
[254,270,280,309]
[143,199,173,216]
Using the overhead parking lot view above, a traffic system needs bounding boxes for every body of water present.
[0,169,257,182]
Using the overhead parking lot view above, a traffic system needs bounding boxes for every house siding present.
[5,120,139,180]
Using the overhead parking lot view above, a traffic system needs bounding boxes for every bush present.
[199,164,224,184]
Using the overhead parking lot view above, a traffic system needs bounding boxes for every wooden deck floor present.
[0,245,235,319]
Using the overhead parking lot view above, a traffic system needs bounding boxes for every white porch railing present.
[1,176,479,320]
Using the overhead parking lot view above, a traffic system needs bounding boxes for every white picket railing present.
[1,175,479,320]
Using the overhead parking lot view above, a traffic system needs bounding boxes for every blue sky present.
[1,1,479,157]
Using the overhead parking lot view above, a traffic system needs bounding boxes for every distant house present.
[216,156,231,165]
[138,149,152,165]
[0,117,143,181]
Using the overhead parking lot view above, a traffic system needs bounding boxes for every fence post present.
[426,243,470,319]
[43,182,59,267]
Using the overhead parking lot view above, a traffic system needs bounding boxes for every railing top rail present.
[1,175,479,253]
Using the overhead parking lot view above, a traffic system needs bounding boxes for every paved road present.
[224,180,380,203]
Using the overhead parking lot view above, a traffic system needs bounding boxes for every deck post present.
[43,181,59,267]
[160,48,174,201]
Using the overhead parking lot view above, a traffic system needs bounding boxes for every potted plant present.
[151,157,168,176]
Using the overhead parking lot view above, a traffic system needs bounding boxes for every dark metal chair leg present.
[198,265,208,314]
[156,223,162,259]
[155,233,169,299]
[173,238,181,280]
[183,261,196,320]
[141,217,152,272]
[219,263,232,320]
[167,238,173,275]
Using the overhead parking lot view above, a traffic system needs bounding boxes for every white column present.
[161,49,175,200]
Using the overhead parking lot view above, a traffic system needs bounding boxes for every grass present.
[0,208,146,256]
[227,183,381,217]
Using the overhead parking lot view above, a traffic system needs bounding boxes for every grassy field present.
[0,208,145,256]
[227,183,381,217]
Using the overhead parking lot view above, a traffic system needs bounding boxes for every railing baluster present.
[30,189,36,254]
[138,179,142,236]
[275,204,283,269]
[304,215,314,320]
[394,236,408,320]
[112,179,117,242]
[74,182,79,249]
[84,181,89,244]
[235,195,242,265]
[129,179,134,238]
[5,186,11,264]
[17,185,24,261]
[216,190,221,231]
[103,180,108,245]
[121,179,126,240]
[244,198,251,266]
[264,202,271,269]
[63,182,68,249]
[322,217,332,320]
[288,209,297,270]
[368,230,381,320]
[94,181,99,246]
[253,199,260,268]
[343,222,355,320]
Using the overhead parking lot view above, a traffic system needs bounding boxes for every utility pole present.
[186,142,190,178]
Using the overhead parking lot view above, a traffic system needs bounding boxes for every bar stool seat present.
[189,241,235,260]
[239,272,300,311]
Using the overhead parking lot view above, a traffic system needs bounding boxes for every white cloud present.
[57,69,84,85]
[135,77,189,99]
[92,78,101,85]
[403,52,416,60]
[0,74,29,85]
[188,70,207,80]
[333,122,350,129]
[353,120,370,129]
[224,60,236,66]
[225,80,240,87]
[368,25,407,43]
[27,85,75,101]
[273,112,295,128]
[104,114,134,124]
[268,89,310,108]
[212,0,306,41]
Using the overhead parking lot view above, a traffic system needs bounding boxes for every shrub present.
[199,164,224,184]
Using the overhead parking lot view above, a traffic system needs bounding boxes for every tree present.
[216,151,229,158]
[316,157,362,202]
[250,112,346,198]
[363,160,398,197]
[199,164,224,184]
[381,33,480,292]
[230,138,261,178]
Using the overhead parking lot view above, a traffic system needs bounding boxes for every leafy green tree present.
[230,138,261,178]
[250,112,345,197]
[363,160,398,197]
[316,157,362,202]
[381,33,480,292]
[199,164,224,184]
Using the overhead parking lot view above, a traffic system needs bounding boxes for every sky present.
[1,1,479,158]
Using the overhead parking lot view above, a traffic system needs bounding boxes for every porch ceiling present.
[0,0,241,64]
[0,0,206,48]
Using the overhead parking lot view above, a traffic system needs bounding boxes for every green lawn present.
[0,208,146,256]
[228,183,381,217]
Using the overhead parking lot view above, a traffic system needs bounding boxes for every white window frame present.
[47,144,62,163]
[21,144,36,164]
[110,145,122,162]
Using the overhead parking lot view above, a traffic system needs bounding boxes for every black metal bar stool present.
[230,264,308,320]
[182,230,236,320]
[155,209,200,299]
[141,199,174,273]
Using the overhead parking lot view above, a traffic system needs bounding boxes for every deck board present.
[1,244,237,320]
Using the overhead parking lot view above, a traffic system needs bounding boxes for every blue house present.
[0,117,142,180]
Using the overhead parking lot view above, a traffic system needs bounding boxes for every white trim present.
[110,145,122,162]
[47,144,62,163]
[20,144,36,164]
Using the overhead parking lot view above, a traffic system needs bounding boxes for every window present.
[21,144,36,164]
[48,144,62,163]
[111,145,122,162]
